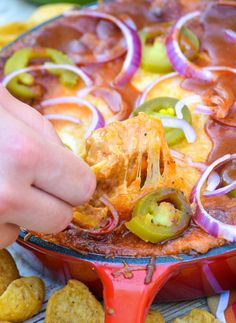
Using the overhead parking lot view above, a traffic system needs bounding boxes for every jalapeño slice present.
[133,97,192,146]
[125,188,191,243]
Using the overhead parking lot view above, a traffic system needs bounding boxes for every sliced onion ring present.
[136,72,178,107]
[73,195,119,236]
[195,105,213,115]
[77,86,131,122]
[64,10,141,86]
[175,95,201,119]
[193,153,236,241]
[1,63,93,88]
[160,116,197,143]
[77,86,122,113]
[41,96,105,138]
[204,66,236,74]
[204,180,236,197]
[166,11,214,82]
[170,149,206,171]
[44,113,82,124]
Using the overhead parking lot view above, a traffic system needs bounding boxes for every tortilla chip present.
[145,309,165,323]
[0,276,45,322]
[173,308,220,323]
[0,249,19,296]
[45,280,104,323]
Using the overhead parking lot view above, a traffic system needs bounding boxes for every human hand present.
[0,86,96,248]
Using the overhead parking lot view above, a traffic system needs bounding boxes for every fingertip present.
[0,224,20,248]
[40,206,73,235]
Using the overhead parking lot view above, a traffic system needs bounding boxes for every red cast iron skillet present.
[2,7,236,323]
[17,231,236,322]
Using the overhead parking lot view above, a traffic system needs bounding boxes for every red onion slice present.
[64,10,141,86]
[75,195,119,236]
[160,116,197,143]
[1,63,93,88]
[175,95,201,119]
[204,66,236,74]
[166,11,214,82]
[170,149,206,171]
[92,88,123,113]
[77,86,122,113]
[41,96,105,138]
[204,181,236,197]
[136,72,178,107]
[193,153,236,241]
[77,86,131,122]
[76,86,95,98]
[44,113,82,124]
[224,29,236,42]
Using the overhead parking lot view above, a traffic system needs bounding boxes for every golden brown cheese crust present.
[37,226,225,257]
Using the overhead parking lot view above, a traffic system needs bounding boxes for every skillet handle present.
[95,262,177,323]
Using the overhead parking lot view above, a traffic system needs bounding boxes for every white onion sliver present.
[1,63,93,88]
[193,153,236,241]
[77,86,95,98]
[195,105,213,115]
[204,66,236,74]
[224,29,236,42]
[44,63,93,86]
[160,116,197,143]
[41,96,105,138]
[204,180,236,197]
[170,149,206,172]
[175,95,201,119]
[206,172,221,192]
[44,113,82,124]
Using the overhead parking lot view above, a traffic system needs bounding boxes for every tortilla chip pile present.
[0,249,45,322]
[173,308,221,323]
[44,279,166,323]
[0,248,166,322]
[0,247,222,323]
